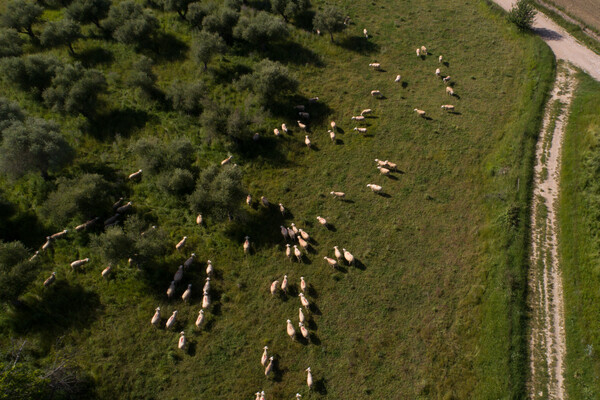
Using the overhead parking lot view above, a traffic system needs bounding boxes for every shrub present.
[270,0,310,22]
[507,0,536,31]
[126,56,158,98]
[202,7,239,42]
[66,0,111,29]
[1,55,61,95]
[313,6,346,42]
[131,137,195,174]
[226,108,250,141]
[158,168,195,195]
[0,29,23,58]
[167,81,205,114]
[0,97,25,134]
[102,1,159,46]
[237,59,298,106]
[233,10,288,47]
[162,0,195,18]
[188,164,245,220]
[0,240,39,303]
[191,30,226,71]
[0,0,44,40]
[40,18,82,55]
[186,2,208,29]
[91,226,135,265]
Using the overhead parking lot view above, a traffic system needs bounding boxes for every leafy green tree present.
[66,0,111,29]
[0,359,50,399]
[0,54,60,95]
[508,0,537,31]
[158,168,195,195]
[102,1,159,46]
[270,0,309,22]
[0,241,39,304]
[166,81,205,114]
[0,0,44,40]
[191,30,226,71]
[126,56,158,98]
[162,0,194,18]
[0,97,25,134]
[40,19,82,55]
[233,10,288,47]
[313,6,346,42]
[226,108,250,141]
[91,226,134,265]
[0,29,24,58]
[202,7,239,42]
[188,164,245,220]
[186,2,208,29]
[43,174,114,226]
[42,63,107,116]
[238,59,297,105]
[131,137,194,174]
[0,117,73,179]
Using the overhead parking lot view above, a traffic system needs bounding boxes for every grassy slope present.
[559,72,600,399]
[0,0,554,399]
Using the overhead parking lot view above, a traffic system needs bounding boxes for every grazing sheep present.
[151,307,160,326]
[306,367,313,389]
[330,121,336,131]
[176,236,187,250]
[324,256,338,269]
[174,265,184,283]
[374,158,387,167]
[304,135,311,148]
[166,310,178,329]
[299,322,309,340]
[104,213,120,227]
[41,237,52,251]
[261,196,270,208]
[416,48,420,56]
[299,229,310,241]
[50,229,68,240]
[378,166,390,175]
[281,275,288,293]
[116,201,132,214]
[203,277,211,293]
[279,203,285,216]
[206,260,214,276]
[351,115,365,121]
[195,310,205,328]
[368,62,380,70]
[354,127,367,133]
[70,258,89,270]
[297,120,307,130]
[298,237,309,250]
[221,155,233,165]
[274,129,281,137]
[421,45,428,55]
[330,191,345,199]
[309,97,319,103]
[265,356,274,377]
[441,104,455,111]
[294,105,305,111]
[316,216,327,226]
[128,169,142,180]
[370,90,381,97]
[363,28,368,38]
[446,86,454,96]
[384,160,397,170]
[439,55,443,63]
[367,183,383,193]
[334,246,342,261]
[395,74,402,82]
[435,68,441,76]
[361,108,372,116]
[414,108,426,117]
[182,284,192,302]
[167,281,176,299]
[253,132,260,141]
[294,245,302,262]
[296,394,302,399]
[43,272,56,287]
[299,112,310,120]
[281,226,289,241]
[184,253,196,270]
[443,76,451,83]
[300,276,306,292]
[261,346,269,366]
[112,197,124,210]
[344,15,351,25]
[243,236,250,254]
[260,391,266,400]
[299,307,306,323]
[75,217,100,231]
[291,223,298,234]
[285,244,292,260]
[299,293,310,308]
[196,214,203,225]
[270,280,279,295]
[282,123,288,133]
[343,248,355,265]
[288,227,296,241]
[101,265,111,279]
[286,319,296,340]
[329,129,335,142]
[202,290,211,308]
[246,194,252,206]
[140,226,156,236]
[30,251,39,261]
[178,331,186,350]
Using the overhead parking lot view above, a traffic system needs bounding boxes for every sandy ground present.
[492,0,600,82]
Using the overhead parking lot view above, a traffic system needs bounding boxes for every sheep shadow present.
[308,144,321,152]
[375,95,387,100]
[449,111,462,116]
[298,254,313,264]
[334,265,348,274]
[336,127,345,134]
[353,259,366,271]
[385,175,399,181]
[324,224,337,232]
[314,378,328,394]
[337,36,380,54]
[377,192,392,198]
[423,116,433,121]
[306,286,318,298]
[443,61,450,67]
[334,139,344,145]
[306,246,318,255]
[309,332,321,345]
[187,341,197,356]
[308,303,322,315]
[340,199,355,204]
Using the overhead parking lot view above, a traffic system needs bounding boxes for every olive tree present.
[188,164,245,220]
[313,6,346,42]
[186,2,208,29]
[0,118,73,179]
[0,97,25,133]
[0,241,39,304]
[233,10,288,47]
[91,226,134,266]
[0,29,24,58]
[202,7,239,42]
[166,81,205,114]
[237,59,298,105]
[162,0,195,19]
[0,0,44,40]
[508,0,537,31]
[102,1,159,46]
[66,0,111,29]
[126,56,158,98]
[40,19,82,55]
[1,54,60,95]
[191,30,226,71]
[270,0,309,22]
[131,137,195,174]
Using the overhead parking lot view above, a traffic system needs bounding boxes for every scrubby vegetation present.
[0,0,554,398]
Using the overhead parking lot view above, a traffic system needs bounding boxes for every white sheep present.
[435,68,441,76]
[270,280,279,295]
[246,194,252,206]
[299,293,310,308]
[354,127,367,133]
[195,310,205,328]
[286,319,296,340]
[370,90,381,97]
[203,278,210,294]
[176,236,187,250]
[416,48,420,56]
[265,356,274,377]
[441,104,455,111]
[360,108,372,116]
[297,120,307,130]
[368,62,380,70]
[414,108,426,117]
[330,191,345,199]
[446,86,454,96]
[330,121,336,131]
[374,158,387,167]
[281,226,289,241]
[221,155,233,165]
[101,265,111,279]
[196,214,203,225]
[300,276,307,292]
[299,229,310,241]
[44,271,56,287]
[395,75,402,82]
[279,203,285,216]
[299,322,309,340]
[282,123,288,133]
[367,183,383,192]
[75,218,98,231]
[166,310,178,329]
[261,346,269,366]
[261,196,269,208]
[167,281,176,299]
[296,394,302,399]
[182,284,192,302]
[439,55,443,63]
[206,260,214,276]
[363,28,368,38]
[343,248,355,265]
[285,244,292,260]
[50,229,68,240]
[351,115,365,121]
[70,258,89,270]
[260,391,266,400]
[304,135,311,148]
[324,256,338,269]
[202,290,211,308]
[306,367,313,389]
[421,45,428,55]
[291,223,298,234]
[334,246,342,261]
[443,76,451,83]
[30,251,39,261]
[294,245,302,262]
[173,265,184,283]
[299,307,305,323]
[329,129,335,142]
[273,128,281,137]
[298,237,309,250]
[178,331,186,350]
[377,166,390,175]
[309,97,319,103]
[243,236,250,254]
[151,307,160,326]
[41,237,52,251]
[116,201,132,214]
[316,216,327,226]
[183,253,196,270]
[281,275,288,293]
[287,227,296,241]
[384,160,397,170]
[128,169,143,180]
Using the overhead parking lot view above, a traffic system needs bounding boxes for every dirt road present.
[492,0,600,82]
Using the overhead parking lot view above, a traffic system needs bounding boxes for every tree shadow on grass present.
[75,46,114,67]
[314,377,328,394]
[212,61,253,85]
[236,136,292,168]
[337,36,380,54]
[144,33,189,62]
[265,41,324,67]
[87,108,150,140]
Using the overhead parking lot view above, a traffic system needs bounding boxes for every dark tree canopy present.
[162,0,195,18]
[0,29,24,58]
[508,0,537,31]
[202,7,239,42]
[66,0,111,29]
[102,1,160,45]
[131,137,195,175]
[0,0,44,40]
[42,63,107,116]
[126,56,158,98]
[91,226,135,265]
[40,19,82,55]
[233,10,288,47]
[313,6,346,42]
[1,54,61,95]
[191,30,226,70]
[188,164,245,220]
[167,81,205,114]
[0,240,40,303]
[157,168,195,196]
[238,59,298,105]
[270,0,310,22]
[186,2,208,29]
[0,117,73,179]
[0,97,25,134]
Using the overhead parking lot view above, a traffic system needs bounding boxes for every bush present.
[91,226,135,265]
[102,1,159,46]
[0,0,44,40]
[237,59,298,106]
[0,97,25,134]
[1,55,61,95]
[131,137,195,174]
[0,29,23,58]
[191,30,226,71]
[158,168,195,195]
[126,56,158,98]
[313,6,346,42]
[162,0,194,18]
[226,108,251,141]
[199,101,228,140]
[185,2,208,29]
[507,0,536,31]
[188,164,245,220]
[66,0,111,29]
[167,81,205,114]
[202,7,239,42]
[0,240,39,303]
[40,18,82,55]
[270,0,309,22]
[233,10,288,47]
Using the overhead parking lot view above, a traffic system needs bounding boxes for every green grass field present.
[0,0,554,398]
[558,71,600,400]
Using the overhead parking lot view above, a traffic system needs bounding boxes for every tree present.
[508,0,537,31]
[0,241,39,304]
[233,10,288,47]
[42,63,107,116]
[0,0,44,40]
[191,30,226,71]
[270,0,309,22]
[66,0,111,29]
[162,0,195,19]
[102,1,159,46]
[0,97,25,134]
[158,168,195,195]
[0,29,24,58]
[0,54,60,95]
[166,81,205,114]
[126,56,159,98]
[91,226,134,265]
[237,59,298,105]
[188,164,245,220]
[313,6,346,42]
[40,19,82,55]
[186,2,208,29]
[0,117,73,179]
[202,7,239,42]
[131,137,195,174]
[226,108,250,141]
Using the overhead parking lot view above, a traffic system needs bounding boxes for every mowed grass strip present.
[0,0,553,399]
